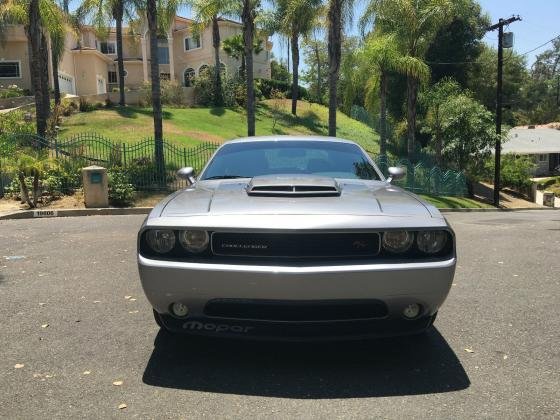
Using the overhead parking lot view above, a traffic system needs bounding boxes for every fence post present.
[122,143,127,166]
[183,148,187,167]
[54,137,59,159]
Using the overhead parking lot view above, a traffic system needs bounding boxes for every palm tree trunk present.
[115,1,125,106]
[32,171,40,205]
[242,0,255,136]
[379,71,387,157]
[327,0,342,137]
[40,31,51,135]
[212,16,223,107]
[147,0,165,185]
[52,49,61,105]
[290,31,299,116]
[406,75,418,160]
[313,35,322,105]
[27,0,49,140]
[435,107,442,166]
[18,173,34,208]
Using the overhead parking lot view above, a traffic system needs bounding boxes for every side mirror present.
[387,166,406,183]
[177,167,196,185]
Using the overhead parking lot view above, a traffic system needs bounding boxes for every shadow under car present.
[142,327,469,398]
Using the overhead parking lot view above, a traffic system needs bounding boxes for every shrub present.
[79,97,96,112]
[0,84,26,99]
[59,99,77,117]
[161,80,185,106]
[139,80,186,107]
[256,78,309,101]
[0,110,36,156]
[193,69,216,106]
[108,167,135,206]
[499,155,536,192]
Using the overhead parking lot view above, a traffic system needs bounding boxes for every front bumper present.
[138,256,456,339]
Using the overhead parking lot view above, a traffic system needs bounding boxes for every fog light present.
[403,303,421,319]
[171,302,189,318]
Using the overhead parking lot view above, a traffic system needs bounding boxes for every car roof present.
[225,135,359,145]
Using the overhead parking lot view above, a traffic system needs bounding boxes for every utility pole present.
[487,15,521,207]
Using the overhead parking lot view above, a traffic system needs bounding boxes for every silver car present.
[137,136,456,340]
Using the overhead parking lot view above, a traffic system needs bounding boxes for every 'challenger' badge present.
[352,240,368,249]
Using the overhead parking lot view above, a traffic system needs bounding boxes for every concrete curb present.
[0,205,557,220]
[0,207,152,220]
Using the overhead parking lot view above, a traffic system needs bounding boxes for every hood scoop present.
[247,175,341,197]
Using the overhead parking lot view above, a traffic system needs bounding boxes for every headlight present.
[416,230,447,254]
[382,231,413,253]
[179,230,209,253]
[146,229,176,253]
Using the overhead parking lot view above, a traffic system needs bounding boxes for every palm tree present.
[302,5,326,105]
[222,33,262,78]
[78,0,129,106]
[326,0,352,136]
[358,34,427,156]
[361,0,452,159]
[50,24,66,105]
[1,0,65,139]
[187,0,237,107]
[274,0,322,115]
[241,0,259,136]
[145,0,165,183]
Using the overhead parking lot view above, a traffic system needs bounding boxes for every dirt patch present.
[134,192,167,207]
[182,130,225,143]
[0,192,86,214]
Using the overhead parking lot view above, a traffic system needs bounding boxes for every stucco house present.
[503,126,560,176]
[0,15,272,98]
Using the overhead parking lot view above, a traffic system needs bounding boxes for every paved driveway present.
[0,211,559,418]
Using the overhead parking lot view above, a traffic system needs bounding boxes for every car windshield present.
[200,140,382,181]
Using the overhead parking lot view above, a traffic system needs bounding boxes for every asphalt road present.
[0,211,559,419]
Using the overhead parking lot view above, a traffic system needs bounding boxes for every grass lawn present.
[58,99,380,153]
[419,194,494,209]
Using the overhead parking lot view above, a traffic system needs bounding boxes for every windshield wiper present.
[204,175,249,180]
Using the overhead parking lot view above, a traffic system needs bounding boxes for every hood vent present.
[247,175,341,197]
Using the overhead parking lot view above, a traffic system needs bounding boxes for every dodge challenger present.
[137,136,456,340]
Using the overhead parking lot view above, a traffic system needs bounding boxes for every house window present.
[184,35,201,51]
[108,70,127,83]
[538,154,548,162]
[0,61,21,78]
[99,41,116,54]
[160,73,170,81]
[158,45,169,64]
[183,68,195,86]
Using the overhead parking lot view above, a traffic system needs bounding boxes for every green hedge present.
[256,78,309,101]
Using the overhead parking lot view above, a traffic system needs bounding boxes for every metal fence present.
[0,132,467,197]
[1,133,220,194]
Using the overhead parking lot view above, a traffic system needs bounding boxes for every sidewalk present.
[473,182,544,209]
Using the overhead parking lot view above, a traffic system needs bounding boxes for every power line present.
[518,34,560,57]
[425,34,560,66]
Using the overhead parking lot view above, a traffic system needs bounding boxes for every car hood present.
[160,179,436,218]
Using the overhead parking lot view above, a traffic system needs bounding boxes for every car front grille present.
[211,232,381,258]
[204,299,388,321]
